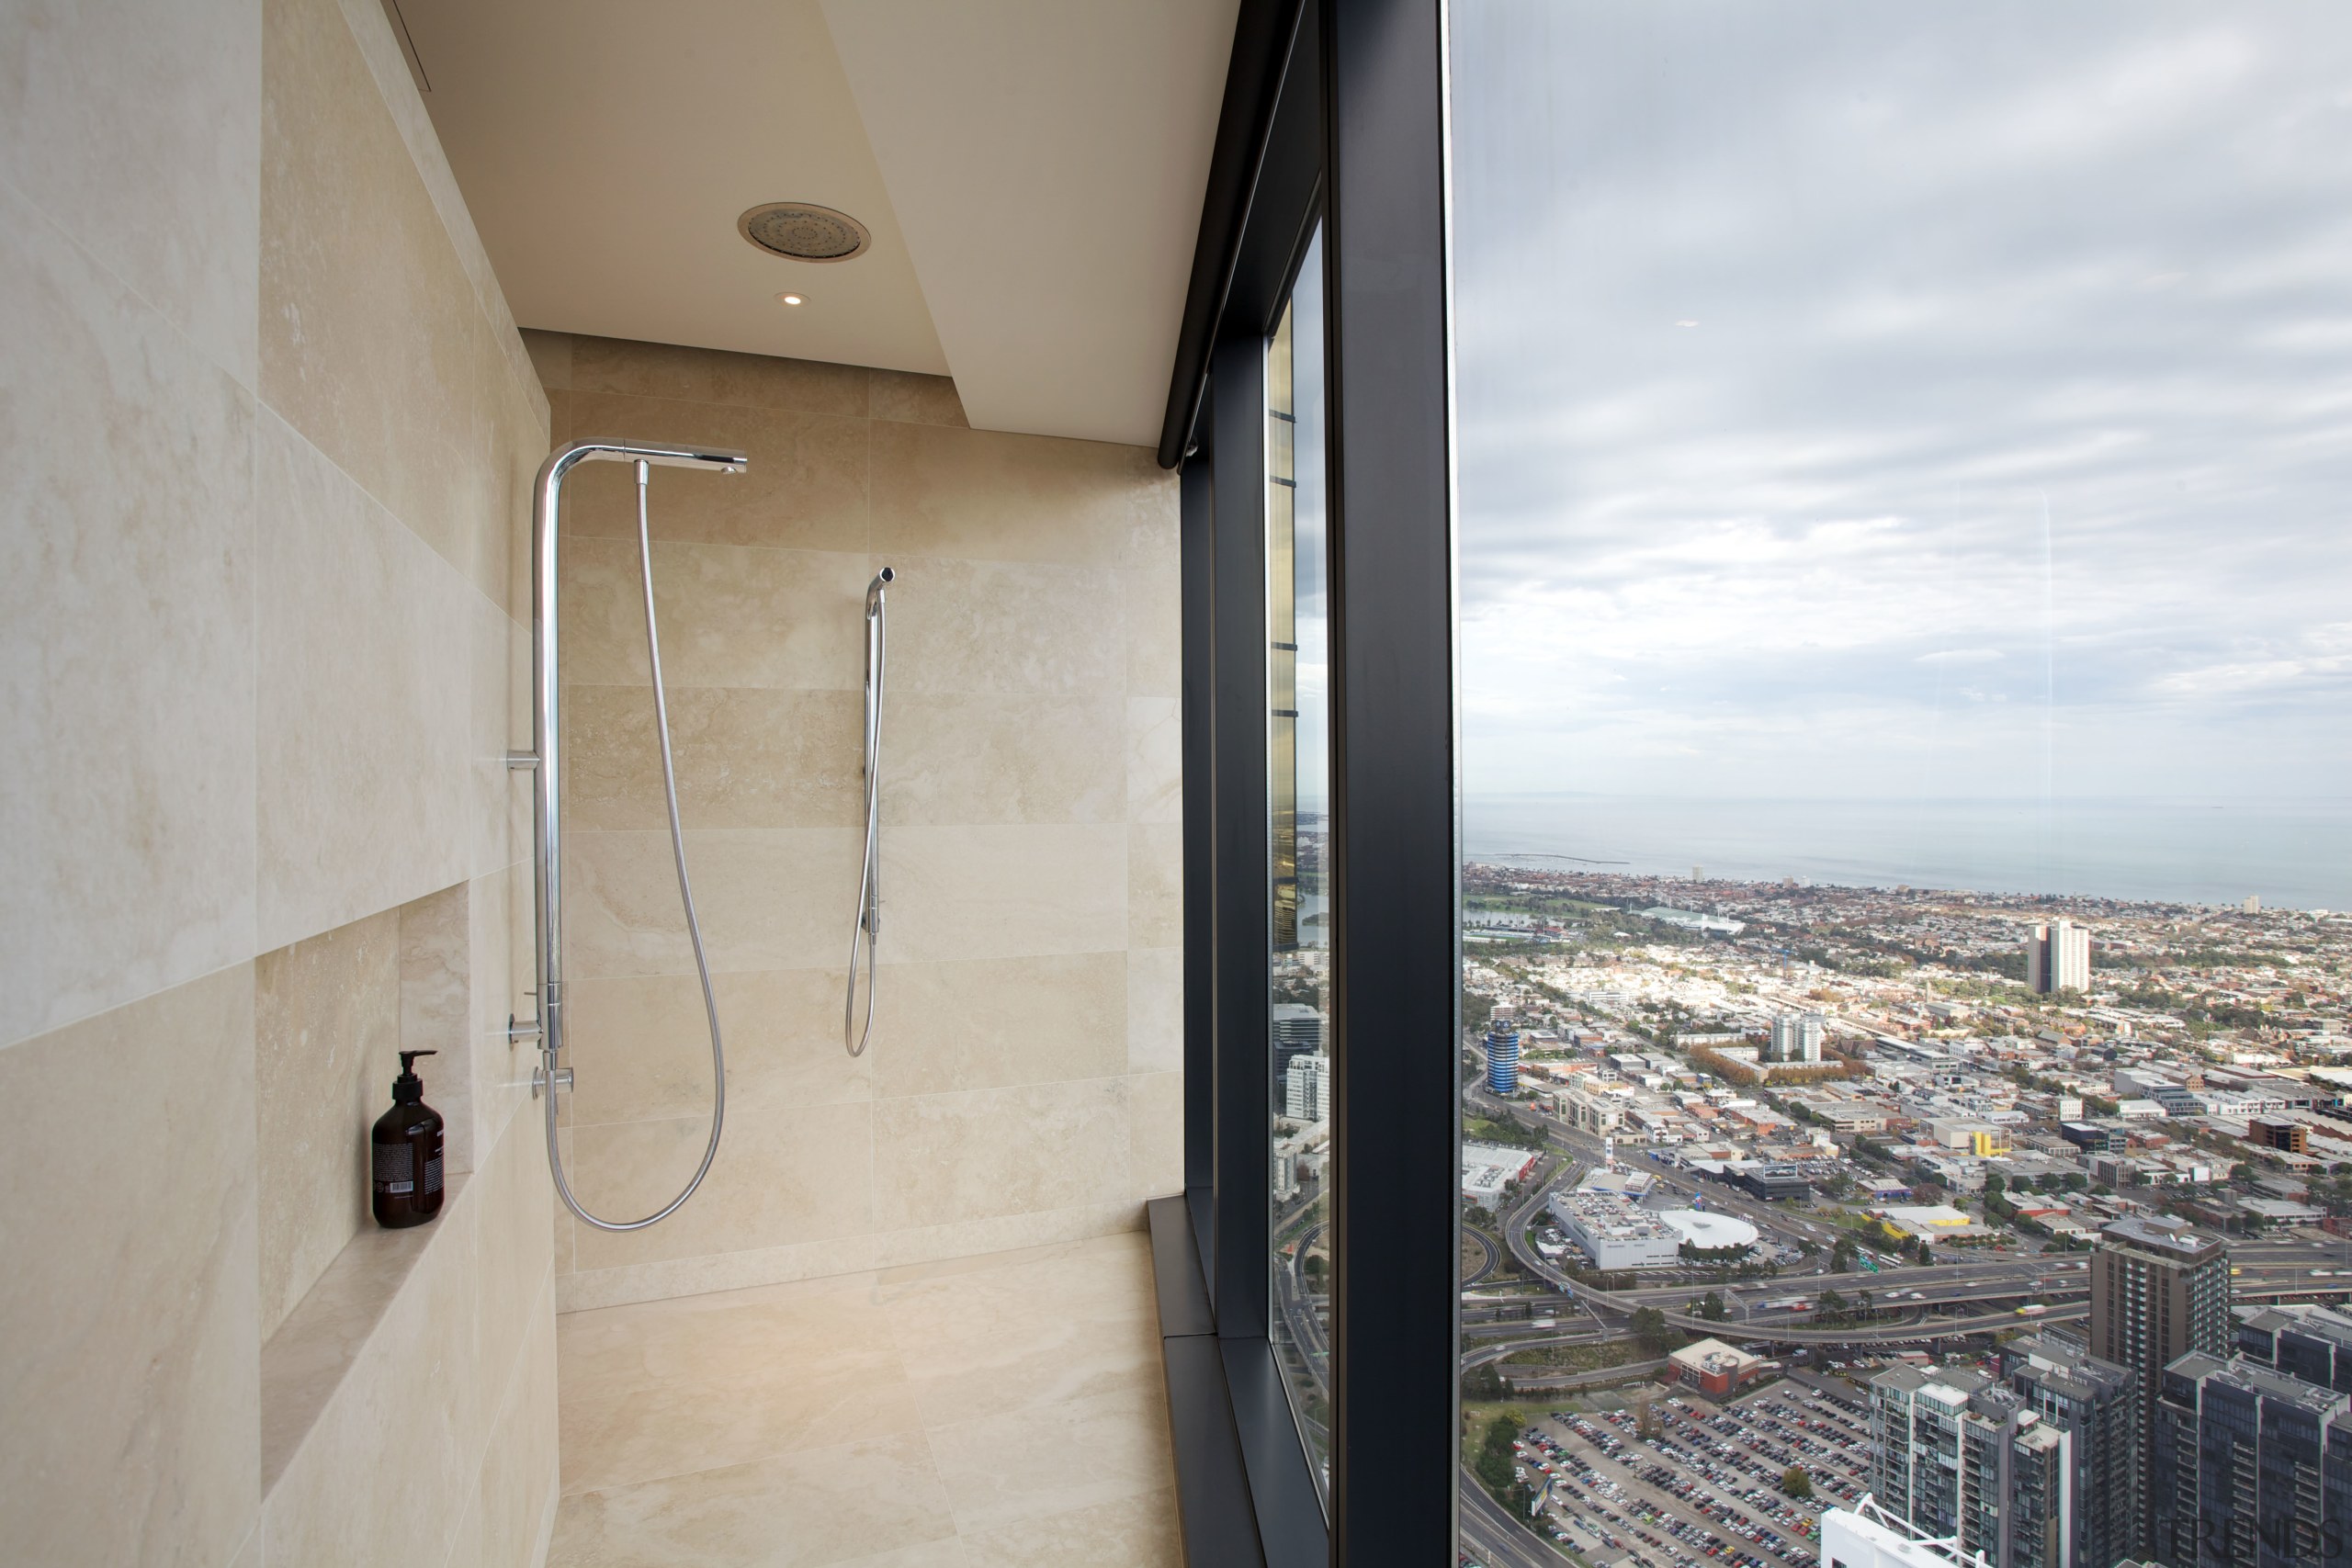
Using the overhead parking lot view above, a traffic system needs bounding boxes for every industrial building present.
[1665,1337,1765,1397]
[1549,1190,1681,1270]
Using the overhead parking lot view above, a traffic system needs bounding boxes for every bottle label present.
[374,1142,413,1195]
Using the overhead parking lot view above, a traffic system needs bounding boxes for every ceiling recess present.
[737,202,872,263]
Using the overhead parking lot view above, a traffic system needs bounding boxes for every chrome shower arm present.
[515,439,745,1234]
[846,566,892,1056]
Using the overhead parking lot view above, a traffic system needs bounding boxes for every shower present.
[509,438,744,1232]
[844,566,892,1056]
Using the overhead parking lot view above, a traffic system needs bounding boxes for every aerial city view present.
[1445,856,2352,1568]
[1436,4,2352,1565]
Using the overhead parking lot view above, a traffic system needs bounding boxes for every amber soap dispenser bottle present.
[372,1049,445,1228]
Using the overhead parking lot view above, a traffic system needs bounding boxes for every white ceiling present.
[397,0,1238,446]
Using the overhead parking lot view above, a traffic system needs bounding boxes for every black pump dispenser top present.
[393,1049,436,1104]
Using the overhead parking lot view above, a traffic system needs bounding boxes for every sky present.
[1447,2,2352,806]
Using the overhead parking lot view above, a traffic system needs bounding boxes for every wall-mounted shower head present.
[867,566,894,615]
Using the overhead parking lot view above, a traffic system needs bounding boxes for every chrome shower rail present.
[845,566,892,1056]
[509,438,747,1232]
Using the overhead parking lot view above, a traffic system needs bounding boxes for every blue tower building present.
[1485,1026,1521,1094]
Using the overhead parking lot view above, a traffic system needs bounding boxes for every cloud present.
[1449,0,2352,802]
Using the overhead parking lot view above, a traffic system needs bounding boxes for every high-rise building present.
[1866,1365,2069,1568]
[2093,1214,2232,1556]
[1767,1011,1826,1064]
[1284,1052,1329,1122]
[1485,1025,1521,1094]
[2236,1302,2352,1395]
[2005,1330,2140,1568]
[1272,1002,1326,1087]
[2148,1349,2352,1568]
[2025,918,2092,994]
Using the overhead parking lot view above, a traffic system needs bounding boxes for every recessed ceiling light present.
[738,202,871,263]
[777,293,805,307]
[1675,320,1702,328]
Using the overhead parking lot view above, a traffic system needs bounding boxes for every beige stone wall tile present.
[870,368,967,427]
[871,953,1126,1099]
[871,423,1161,569]
[556,1234,883,1314]
[564,683,863,831]
[885,558,1125,697]
[877,824,1128,965]
[548,1432,955,1567]
[262,1164,484,1568]
[960,1491,1182,1568]
[326,0,544,433]
[563,969,870,1126]
[522,329,573,392]
[560,391,869,553]
[0,182,258,1045]
[0,967,260,1568]
[872,1079,1127,1232]
[879,693,1125,827]
[1124,561,1182,697]
[1126,694,1182,826]
[562,827,863,979]
[927,1385,1173,1536]
[398,882,473,1173]
[470,588,532,881]
[254,908,401,1335]
[568,333,870,416]
[559,536,870,692]
[473,1109,555,1409]
[254,409,475,951]
[475,1272,560,1568]
[567,1100,874,1272]
[0,0,261,385]
[1124,947,1183,1075]
[1125,822,1183,949]
[865,1201,1143,1275]
[1126,1071,1183,1201]
[468,865,536,1157]
[260,0,503,598]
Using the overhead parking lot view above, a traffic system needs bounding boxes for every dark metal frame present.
[1158,1,1458,1562]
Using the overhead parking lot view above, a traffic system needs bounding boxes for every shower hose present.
[543,459,727,1231]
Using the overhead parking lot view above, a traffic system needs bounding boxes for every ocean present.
[1463,795,2352,911]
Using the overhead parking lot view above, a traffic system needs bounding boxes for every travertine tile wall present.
[528,332,1185,1311]
[0,0,558,1563]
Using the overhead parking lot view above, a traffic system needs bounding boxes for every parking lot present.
[1505,1379,1875,1568]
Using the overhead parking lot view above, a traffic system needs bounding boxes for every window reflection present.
[1271,228,1333,1507]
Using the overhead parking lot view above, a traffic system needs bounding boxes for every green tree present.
[1473,1413,1521,1498]
[1782,1467,1813,1500]
[1699,1290,1727,1322]
[1818,1289,1848,1324]
[1629,1305,1676,1352]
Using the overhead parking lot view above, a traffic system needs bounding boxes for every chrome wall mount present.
[514,438,746,1232]
[844,567,892,1056]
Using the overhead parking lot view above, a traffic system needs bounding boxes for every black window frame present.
[1152,2,1460,1563]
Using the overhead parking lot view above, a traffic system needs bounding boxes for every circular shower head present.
[737,202,871,263]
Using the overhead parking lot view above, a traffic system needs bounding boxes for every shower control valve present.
[532,1062,574,1097]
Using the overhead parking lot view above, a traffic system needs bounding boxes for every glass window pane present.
[1453,6,2352,1566]
[1271,226,1333,1508]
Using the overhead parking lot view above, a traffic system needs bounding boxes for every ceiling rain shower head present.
[737,202,871,263]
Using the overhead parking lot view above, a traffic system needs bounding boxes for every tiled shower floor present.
[547,1233,1181,1566]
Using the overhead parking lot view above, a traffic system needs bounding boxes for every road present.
[1461,1468,1567,1568]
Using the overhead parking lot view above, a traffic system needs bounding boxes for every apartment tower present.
[2026,918,2093,994]
[2093,1214,2232,1557]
